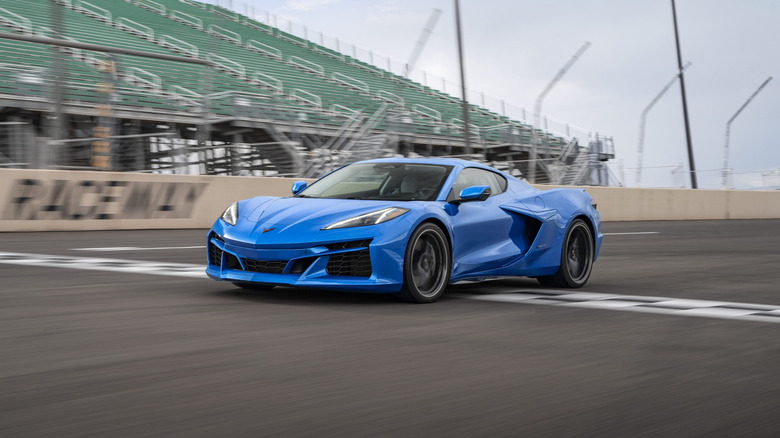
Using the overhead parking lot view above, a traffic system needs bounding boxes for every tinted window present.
[493,172,508,192]
[299,163,453,201]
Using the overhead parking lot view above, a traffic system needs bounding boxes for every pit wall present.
[0,168,778,232]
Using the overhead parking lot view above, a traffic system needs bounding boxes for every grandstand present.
[0,0,614,183]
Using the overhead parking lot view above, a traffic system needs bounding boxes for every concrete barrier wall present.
[0,168,310,232]
[540,185,780,221]
[1,168,778,231]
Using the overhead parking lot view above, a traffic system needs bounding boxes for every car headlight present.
[221,202,238,226]
[323,207,409,230]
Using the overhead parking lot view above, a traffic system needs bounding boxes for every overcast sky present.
[209,0,779,188]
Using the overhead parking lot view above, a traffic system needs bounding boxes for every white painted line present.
[453,291,780,324]
[4,250,779,325]
[0,251,207,278]
[72,246,206,252]
[602,232,660,236]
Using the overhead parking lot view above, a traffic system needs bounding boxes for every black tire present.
[395,223,451,303]
[537,219,594,288]
[232,282,275,291]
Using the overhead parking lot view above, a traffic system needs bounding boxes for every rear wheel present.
[537,219,594,288]
[396,223,451,303]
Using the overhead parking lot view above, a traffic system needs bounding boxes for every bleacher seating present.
[0,0,588,178]
[0,0,553,138]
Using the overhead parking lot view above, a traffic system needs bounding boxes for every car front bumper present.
[205,219,410,293]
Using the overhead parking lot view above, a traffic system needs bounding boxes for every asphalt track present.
[1,220,780,436]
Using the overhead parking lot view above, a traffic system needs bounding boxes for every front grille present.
[241,258,288,274]
[208,233,224,266]
[326,239,372,250]
[326,249,372,277]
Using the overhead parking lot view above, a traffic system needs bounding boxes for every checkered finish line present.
[0,251,207,278]
[3,251,780,324]
[454,291,780,324]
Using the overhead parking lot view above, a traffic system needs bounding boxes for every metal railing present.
[191,0,612,147]
[615,163,780,190]
[0,2,617,181]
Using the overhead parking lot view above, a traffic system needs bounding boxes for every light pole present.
[671,0,697,188]
[722,76,772,189]
[636,62,691,187]
[529,41,590,183]
[454,0,471,155]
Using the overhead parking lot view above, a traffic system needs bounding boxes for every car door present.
[447,168,522,278]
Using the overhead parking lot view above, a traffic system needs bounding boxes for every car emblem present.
[262,227,275,234]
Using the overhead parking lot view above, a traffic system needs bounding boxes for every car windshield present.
[298,162,453,201]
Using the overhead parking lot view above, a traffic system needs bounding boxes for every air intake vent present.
[208,233,224,266]
[241,258,288,274]
[326,249,372,277]
[325,239,372,250]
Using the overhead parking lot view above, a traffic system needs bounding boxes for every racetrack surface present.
[2,220,780,436]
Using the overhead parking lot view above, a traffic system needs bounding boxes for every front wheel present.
[395,223,451,303]
[537,219,594,288]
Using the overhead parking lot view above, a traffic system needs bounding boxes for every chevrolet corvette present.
[206,158,602,303]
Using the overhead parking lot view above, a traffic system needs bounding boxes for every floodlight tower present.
[636,62,691,187]
[529,41,590,183]
[405,9,442,78]
[722,76,772,189]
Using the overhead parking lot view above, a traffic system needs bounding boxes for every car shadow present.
[209,277,545,306]
[211,285,402,306]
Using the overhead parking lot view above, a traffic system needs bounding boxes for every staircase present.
[302,103,394,178]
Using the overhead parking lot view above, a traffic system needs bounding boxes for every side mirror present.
[291,180,307,195]
[453,185,491,203]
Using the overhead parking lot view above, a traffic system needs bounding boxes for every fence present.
[613,162,780,190]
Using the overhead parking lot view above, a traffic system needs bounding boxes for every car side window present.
[448,168,505,201]
[493,172,508,192]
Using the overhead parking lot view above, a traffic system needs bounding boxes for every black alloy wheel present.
[537,219,594,288]
[396,223,451,303]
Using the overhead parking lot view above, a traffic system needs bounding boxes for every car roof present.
[357,157,496,171]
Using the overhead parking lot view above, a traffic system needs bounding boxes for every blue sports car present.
[206,158,601,303]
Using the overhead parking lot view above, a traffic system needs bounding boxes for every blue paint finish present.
[291,180,307,195]
[448,190,518,279]
[206,158,602,293]
[458,185,491,201]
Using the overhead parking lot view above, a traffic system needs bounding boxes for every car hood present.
[231,197,409,244]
